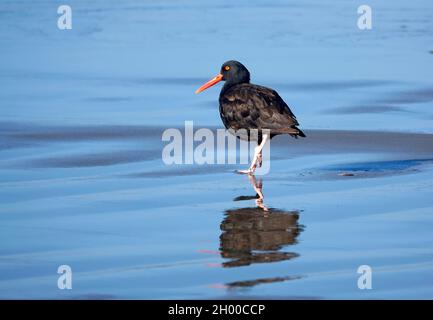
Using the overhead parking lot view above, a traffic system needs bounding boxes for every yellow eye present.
[224,65,230,71]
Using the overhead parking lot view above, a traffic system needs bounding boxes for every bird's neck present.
[221,79,250,95]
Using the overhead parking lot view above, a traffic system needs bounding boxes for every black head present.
[195,60,250,94]
[220,60,250,85]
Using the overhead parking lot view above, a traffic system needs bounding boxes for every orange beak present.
[195,74,223,94]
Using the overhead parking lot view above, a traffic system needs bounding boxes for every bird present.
[195,60,305,174]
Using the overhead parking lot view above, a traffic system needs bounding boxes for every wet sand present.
[1,123,433,299]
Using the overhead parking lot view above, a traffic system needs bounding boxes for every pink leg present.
[237,134,268,174]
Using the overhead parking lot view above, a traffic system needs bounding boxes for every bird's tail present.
[274,126,306,138]
[296,128,306,138]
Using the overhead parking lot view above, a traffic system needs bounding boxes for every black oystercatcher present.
[195,60,305,174]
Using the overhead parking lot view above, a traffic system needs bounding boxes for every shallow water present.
[1,0,433,299]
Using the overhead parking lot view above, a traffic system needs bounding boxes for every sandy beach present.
[1,124,433,299]
[0,0,433,299]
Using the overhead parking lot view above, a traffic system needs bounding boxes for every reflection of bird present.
[219,207,302,268]
[233,174,268,210]
[196,60,305,174]
[226,275,302,289]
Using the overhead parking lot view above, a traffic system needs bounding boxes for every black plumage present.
[217,61,305,142]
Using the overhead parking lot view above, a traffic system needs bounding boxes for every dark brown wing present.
[219,83,305,138]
